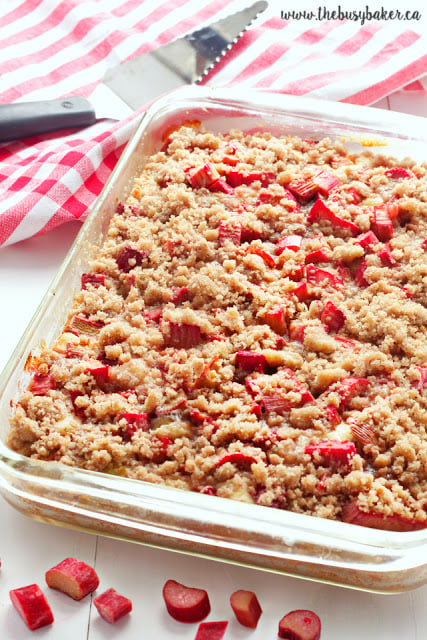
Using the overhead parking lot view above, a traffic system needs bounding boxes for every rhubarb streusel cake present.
[7,125,427,531]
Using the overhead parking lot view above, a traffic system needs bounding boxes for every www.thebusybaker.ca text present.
[280,6,421,26]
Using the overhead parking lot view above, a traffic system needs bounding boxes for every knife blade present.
[0,1,267,143]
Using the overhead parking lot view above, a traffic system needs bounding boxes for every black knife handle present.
[0,97,96,142]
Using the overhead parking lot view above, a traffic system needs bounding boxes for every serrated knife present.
[0,1,267,143]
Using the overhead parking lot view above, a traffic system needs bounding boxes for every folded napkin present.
[1,0,427,246]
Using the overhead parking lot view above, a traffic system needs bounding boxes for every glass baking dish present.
[1,85,427,594]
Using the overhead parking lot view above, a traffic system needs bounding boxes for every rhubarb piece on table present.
[278,609,321,640]
[342,500,427,531]
[305,439,356,466]
[194,621,228,640]
[45,557,99,601]
[93,588,132,624]
[230,589,262,628]
[10,584,54,631]
[162,579,211,623]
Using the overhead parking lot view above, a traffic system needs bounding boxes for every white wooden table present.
[0,89,426,639]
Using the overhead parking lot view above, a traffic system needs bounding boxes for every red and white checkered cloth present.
[1,0,427,246]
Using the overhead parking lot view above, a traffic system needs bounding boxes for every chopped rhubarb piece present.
[355,230,379,251]
[93,588,132,624]
[188,162,219,188]
[168,322,202,348]
[342,501,427,531]
[278,609,321,640]
[10,584,54,631]
[378,245,396,266]
[290,281,311,302]
[215,452,258,468]
[308,198,360,235]
[85,364,109,385]
[162,579,211,623]
[171,286,189,304]
[235,351,268,373]
[116,246,146,272]
[218,219,241,245]
[195,621,228,640]
[320,301,345,332]
[276,234,303,255]
[336,376,370,409]
[287,177,318,202]
[413,366,427,391]
[304,248,332,264]
[230,590,262,628]
[370,205,394,241]
[145,307,163,324]
[28,373,55,395]
[45,557,99,601]
[118,412,149,440]
[349,419,373,445]
[325,405,341,426]
[225,170,275,188]
[240,227,262,243]
[265,305,287,335]
[305,439,356,466]
[311,169,341,196]
[288,321,307,342]
[81,272,105,288]
[245,244,276,267]
[208,177,234,194]
[334,336,357,349]
[354,259,369,287]
[70,315,104,335]
[306,264,344,288]
[385,167,414,179]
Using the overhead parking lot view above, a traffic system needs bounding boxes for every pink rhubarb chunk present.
[320,301,345,332]
[93,588,132,624]
[230,589,263,628]
[235,351,268,373]
[278,609,321,640]
[308,198,360,235]
[10,584,54,631]
[168,322,202,348]
[162,579,211,623]
[194,621,228,640]
[276,234,303,255]
[370,205,394,241]
[188,163,219,188]
[45,557,99,601]
[342,500,427,531]
[305,439,356,466]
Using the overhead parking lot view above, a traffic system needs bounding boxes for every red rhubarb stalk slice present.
[337,377,370,409]
[230,589,263,628]
[305,439,356,466]
[385,167,414,179]
[287,177,318,202]
[304,248,332,264]
[225,170,275,188]
[162,579,211,623]
[118,413,150,440]
[355,230,379,251]
[188,163,219,188]
[354,260,369,287]
[342,501,426,531]
[235,351,268,373]
[81,272,105,288]
[308,198,360,235]
[245,245,276,267]
[311,169,341,196]
[93,588,132,624]
[378,245,396,266]
[265,305,287,335]
[10,584,54,631]
[116,246,146,272]
[168,322,202,348]
[306,265,344,288]
[28,373,55,395]
[276,234,303,255]
[215,452,258,469]
[218,220,242,245]
[45,557,99,601]
[278,609,321,640]
[320,300,345,332]
[370,205,394,241]
[208,177,234,194]
[70,315,104,335]
[85,365,109,386]
[194,621,228,640]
